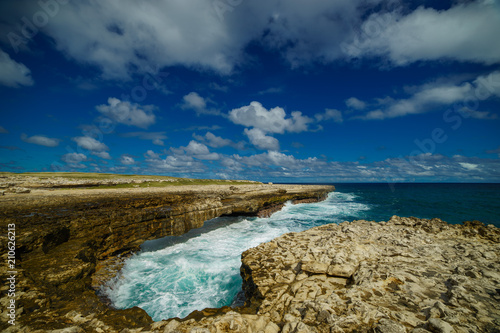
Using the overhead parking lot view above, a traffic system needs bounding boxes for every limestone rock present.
[375,319,406,333]
[0,179,333,332]
[427,318,455,333]
[239,217,500,333]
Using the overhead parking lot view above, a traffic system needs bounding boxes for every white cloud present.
[172,140,220,160]
[144,152,206,173]
[181,92,221,116]
[121,131,167,146]
[92,151,111,160]
[357,71,500,120]
[120,155,135,165]
[193,132,244,150]
[235,151,325,171]
[61,153,87,168]
[9,0,371,79]
[73,136,108,152]
[72,136,111,159]
[182,92,206,110]
[346,1,500,66]
[21,133,60,147]
[96,97,156,129]
[244,128,280,151]
[315,109,343,123]
[144,150,160,159]
[185,141,211,155]
[345,97,366,110]
[0,49,34,88]
[4,1,498,80]
[459,162,478,171]
[229,101,313,134]
[138,147,500,181]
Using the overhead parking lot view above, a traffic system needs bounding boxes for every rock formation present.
[2,174,498,333]
[139,217,500,333]
[0,176,332,332]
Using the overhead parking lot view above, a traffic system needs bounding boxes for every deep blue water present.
[103,183,499,321]
[332,183,500,226]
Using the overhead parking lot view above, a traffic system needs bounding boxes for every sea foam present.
[103,192,370,321]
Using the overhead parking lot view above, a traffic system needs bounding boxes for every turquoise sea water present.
[103,183,500,321]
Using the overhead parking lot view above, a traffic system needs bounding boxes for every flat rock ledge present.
[123,216,498,333]
[3,214,499,332]
[0,184,333,332]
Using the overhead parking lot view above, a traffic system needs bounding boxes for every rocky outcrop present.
[0,181,333,332]
[137,216,500,333]
[237,216,500,333]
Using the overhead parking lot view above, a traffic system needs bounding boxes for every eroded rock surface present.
[72,216,499,333]
[235,216,500,333]
[0,181,332,332]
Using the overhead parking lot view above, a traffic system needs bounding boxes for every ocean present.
[102,183,500,321]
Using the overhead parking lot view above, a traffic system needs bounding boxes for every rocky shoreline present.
[149,217,500,333]
[0,174,333,332]
[1,174,499,332]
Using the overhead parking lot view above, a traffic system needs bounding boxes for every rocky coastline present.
[1,174,499,333]
[0,173,333,332]
[151,217,500,333]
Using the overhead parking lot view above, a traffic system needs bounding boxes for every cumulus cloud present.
[182,92,206,110]
[72,136,111,159]
[121,131,167,146]
[356,70,500,120]
[172,140,220,160]
[96,97,156,129]
[61,153,87,169]
[181,92,221,116]
[120,155,135,165]
[244,128,280,151]
[73,136,108,152]
[344,1,500,66]
[0,49,34,88]
[144,150,206,173]
[193,132,245,150]
[217,152,500,182]
[21,133,60,147]
[345,97,366,110]
[229,101,313,134]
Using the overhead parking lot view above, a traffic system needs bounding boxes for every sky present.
[0,0,499,183]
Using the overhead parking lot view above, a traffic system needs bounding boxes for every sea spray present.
[103,192,370,321]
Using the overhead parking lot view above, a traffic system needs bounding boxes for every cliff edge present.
[0,176,333,332]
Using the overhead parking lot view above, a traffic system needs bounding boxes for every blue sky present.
[0,0,499,182]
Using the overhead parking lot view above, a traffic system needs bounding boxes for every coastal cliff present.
[0,175,333,332]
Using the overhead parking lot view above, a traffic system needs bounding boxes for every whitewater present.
[103,191,369,321]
